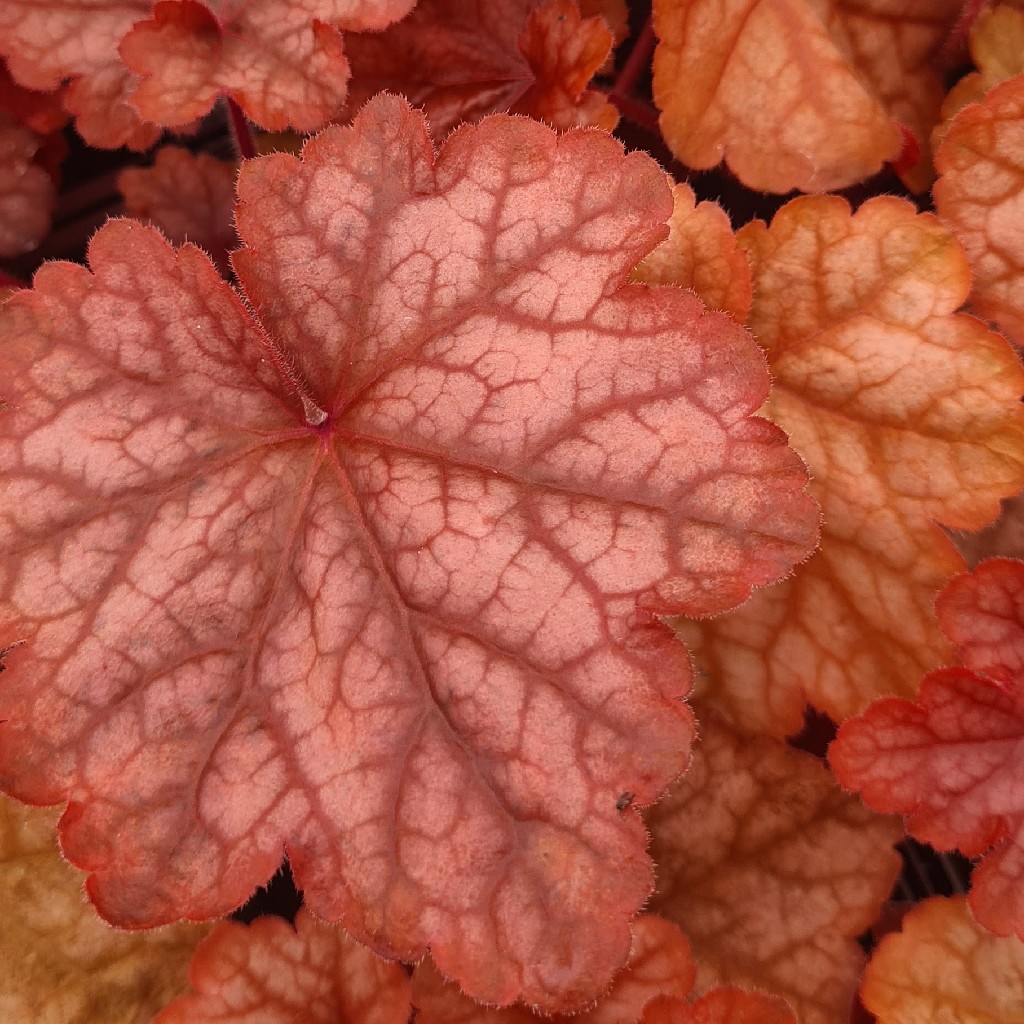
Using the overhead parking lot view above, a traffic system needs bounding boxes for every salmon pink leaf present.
[831,558,1024,940]
[639,990,797,1024]
[343,0,617,138]
[153,908,411,1024]
[0,114,57,258]
[0,96,818,1012]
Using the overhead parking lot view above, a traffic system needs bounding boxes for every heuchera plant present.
[1,1,1024,1022]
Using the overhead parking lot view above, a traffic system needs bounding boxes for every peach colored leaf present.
[832,557,1024,940]
[0,96,817,1012]
[646,710,901,1024]
[411,915,697,1024]
[118,146,237,275]
[860,896,1024,1024]
[0,794,206,1024]
[119,0,357,131]
[639,991,797,1024]
[934,5,1024,143]
[0,114,56,258]
[153,908,411,1024]
[680,195,1024,737]
[0,0,149,91]
[651,0,960,193]
[630,184,751,322]
[344,0,616,138]
[934,73,1024,347]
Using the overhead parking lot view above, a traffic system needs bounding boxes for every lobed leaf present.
[630,184,751,322]
[861,896,1024,1023]
[0,794,205,1024]
[681,195,1024,736]
[153,908,411,1024]
[118,145,238,275]
[650,0,962,193]
[646,710,901,1024]
[344,0,617,138]
[411,914,696,1024]
[934,72,1024,347]
[0,96,817,1011]
[831,557,1024,940]
[0,60,68,135]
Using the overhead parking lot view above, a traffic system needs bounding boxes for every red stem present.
[226,97,257,161]
[610,16,656,110]
[610,93,660,133]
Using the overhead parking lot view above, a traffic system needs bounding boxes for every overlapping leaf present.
[676,195,1024,737]
[118,146,238,275]
[934,72,1024,347]
[344,0,617,137]
[154,908,411,1024]
[638,990,797,1024]
[645,710,901,1024]
[0,794,205,1024]
[0,0,159,150]
[0,96,818,1011]
[832,557,1024,940]
[631,184,751,322]
[650,0,963,193]
[861,896,1024,1023]
[412,914,696,1024]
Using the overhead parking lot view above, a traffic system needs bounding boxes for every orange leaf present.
[646,711,901,1024]
[411,915,696,1024]
[651,0,962,193]
[934,72,1024,347]
[682,195,1024,736]
[0,794,205,1024]
[831,558,1024,940]
[861,896,1024,1024]
[154,909,411,1024]
[119,146,238,276]
[344,0,616,138]
[631,184,751,321]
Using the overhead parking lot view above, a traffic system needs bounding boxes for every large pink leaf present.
[831,557,1024,940]
[0,96,817,1011]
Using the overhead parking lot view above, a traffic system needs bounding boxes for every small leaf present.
[411,914,696,1024]
[861,896,1024,1024]
[631,184,751,321]
[118,146,238,275]
[0,794,205,1024]
[831,557,1024,940]
[646,710,901,1024]
[154,908,411,1024]
[934,72,1024,347]
[344,0,616,138]
[681,195,1024,736]
[0,96,817,1011]
[651,0,962,193]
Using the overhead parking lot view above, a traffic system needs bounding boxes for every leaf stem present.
[609,16,656,113]
[226,97,258,161]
